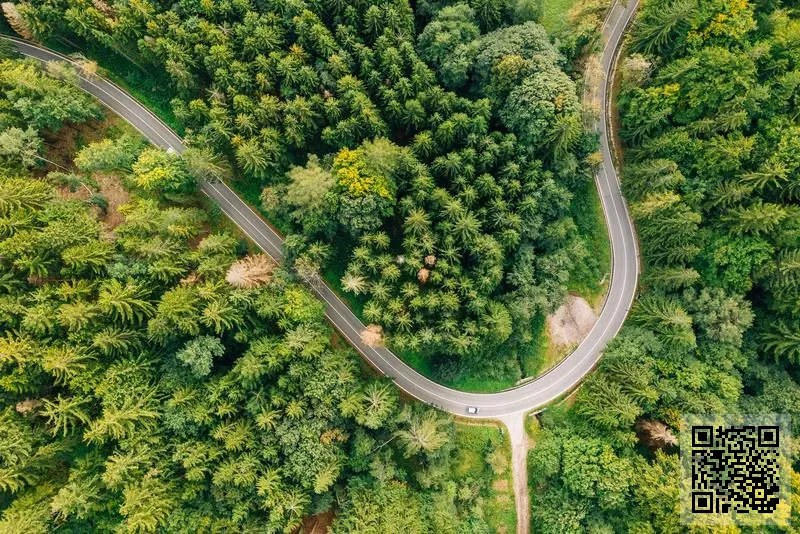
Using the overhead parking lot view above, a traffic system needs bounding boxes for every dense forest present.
[528,0,800,531]
[5,0,800,532]
[6,0,606,384]
[0,51,514,532]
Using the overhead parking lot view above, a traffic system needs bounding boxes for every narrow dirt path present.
[500,413,529,534]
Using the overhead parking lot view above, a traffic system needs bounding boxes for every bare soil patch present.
[360,324,384,347]
[41,113,135,232]
[54,172,129,231]
[299,511,334,534]
[56,184,91,202]
[96,173,130,230]
[546,295,598,348]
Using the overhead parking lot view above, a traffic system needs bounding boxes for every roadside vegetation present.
[0,52,515,532]
[566,174,609,305]
[539,0,581,34]
[528,1,800,531]
[454,422,516,533]
[539,0,611,63]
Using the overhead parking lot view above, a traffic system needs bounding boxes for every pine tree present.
[40,395,91,437]
[760,321,800,364]
[395,409,448,457]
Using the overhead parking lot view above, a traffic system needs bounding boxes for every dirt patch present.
[56,184,91,202]
[40,113,135,232]
[54,173,129,231]
[41,113,128,172]
[360,324,384,347]
[96,173,130,230]
[546,295,598,348]
[492,479,510,492]
[300,511,334,534]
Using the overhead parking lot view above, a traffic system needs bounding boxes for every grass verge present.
[538,0,580,34]
[453,422,516,534]
[568,174,611,307]
[444,373,518,394]
[404,348,520,392]
[519,314,550,378]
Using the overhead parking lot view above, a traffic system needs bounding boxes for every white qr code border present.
[680,414,791,527]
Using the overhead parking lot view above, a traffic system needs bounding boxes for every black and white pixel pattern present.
[690,424,780,514]
[680,414,790,527]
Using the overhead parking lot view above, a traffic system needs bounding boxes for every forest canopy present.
[527,0,800,531]
[10,0,603,384]
[0,53,512,533]
[3,0,800,531]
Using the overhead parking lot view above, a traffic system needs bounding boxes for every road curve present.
[2,1,638,419]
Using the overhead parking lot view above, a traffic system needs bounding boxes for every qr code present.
[680,414,790,527]
[691,425,780,513]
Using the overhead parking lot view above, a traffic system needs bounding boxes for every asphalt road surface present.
[3,0,639,419]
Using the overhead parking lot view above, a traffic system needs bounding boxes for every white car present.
[466,406,479,415]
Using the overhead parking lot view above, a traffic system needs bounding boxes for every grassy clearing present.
[401,348,519,393]
[538,0,580,34]
[453,422,516,534]
[568,175,611,306]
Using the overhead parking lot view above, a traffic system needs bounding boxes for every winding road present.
[4,3,638,529]
[1,0,639,419]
